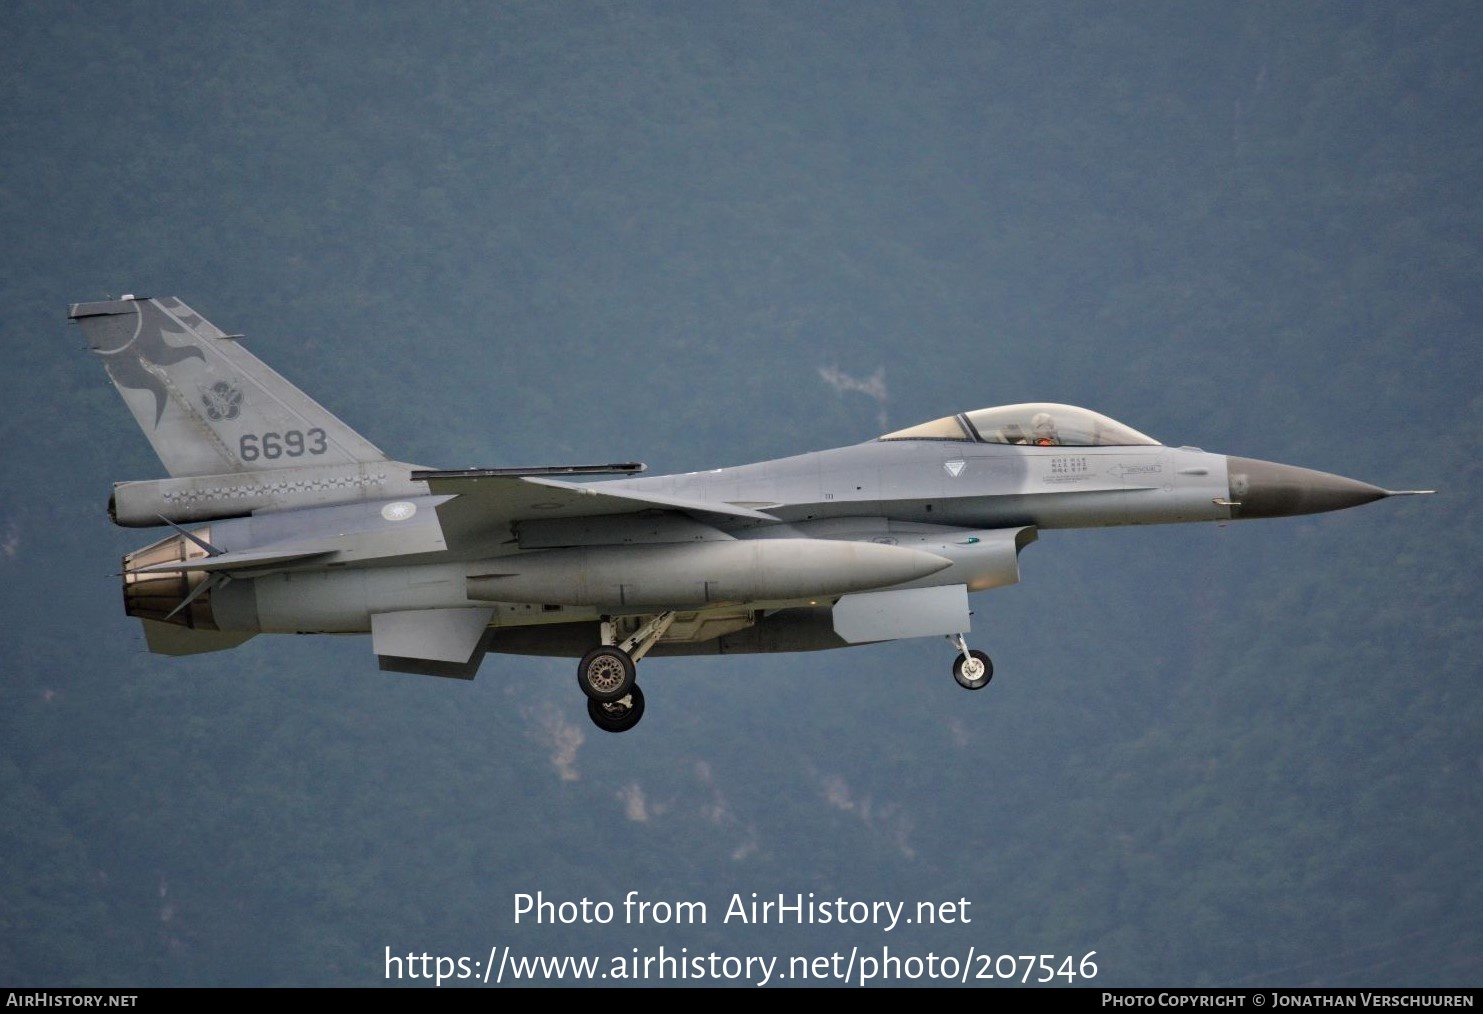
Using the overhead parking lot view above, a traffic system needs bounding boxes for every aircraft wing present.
[415,470,776,552]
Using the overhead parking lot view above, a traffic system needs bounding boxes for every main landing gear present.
[588,685,646,734]
[576,612,677,733]
[948,632,993,690]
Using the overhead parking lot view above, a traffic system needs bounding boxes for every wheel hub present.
[587,655,628,694]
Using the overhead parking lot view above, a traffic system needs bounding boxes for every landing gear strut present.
[576,612,677,732]
[948,632,993,690]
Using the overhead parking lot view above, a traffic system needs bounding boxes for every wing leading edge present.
[415,470,777,553]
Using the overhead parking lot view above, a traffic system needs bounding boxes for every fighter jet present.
[71,295,1432,732]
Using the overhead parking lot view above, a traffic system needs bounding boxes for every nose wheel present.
[949,633,993,690]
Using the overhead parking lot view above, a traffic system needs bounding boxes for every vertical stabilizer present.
[69,296,387,477]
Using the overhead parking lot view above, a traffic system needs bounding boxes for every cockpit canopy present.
[879,403,1161,447]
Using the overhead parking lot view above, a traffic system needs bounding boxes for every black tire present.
[577,646,636,703]
[588,684,645,734]
[953,649,993,690]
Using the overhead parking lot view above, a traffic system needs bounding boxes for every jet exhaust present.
[122,528,219,629]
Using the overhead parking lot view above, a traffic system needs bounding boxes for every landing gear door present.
[832,585,970,644]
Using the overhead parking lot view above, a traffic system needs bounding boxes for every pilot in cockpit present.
[1031,412,1061,446]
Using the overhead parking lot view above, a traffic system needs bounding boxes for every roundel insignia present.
[381,501,417,522]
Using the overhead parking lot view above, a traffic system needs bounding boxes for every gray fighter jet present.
[71,295,1432,732]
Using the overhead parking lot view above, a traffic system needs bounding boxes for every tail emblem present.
[201,381,243,421]
[96,304,206,427]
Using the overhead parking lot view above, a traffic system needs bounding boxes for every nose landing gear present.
[948,632,993,690]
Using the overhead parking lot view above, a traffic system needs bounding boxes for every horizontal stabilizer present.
[132,544,337,575]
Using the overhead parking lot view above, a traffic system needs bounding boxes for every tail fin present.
[69,295,387,478]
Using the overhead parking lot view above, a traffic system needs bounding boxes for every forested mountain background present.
[2,1,1479,987]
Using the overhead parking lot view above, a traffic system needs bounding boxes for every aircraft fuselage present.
[76,295,1425,731]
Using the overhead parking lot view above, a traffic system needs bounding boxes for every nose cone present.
[1225,456,1390,519]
